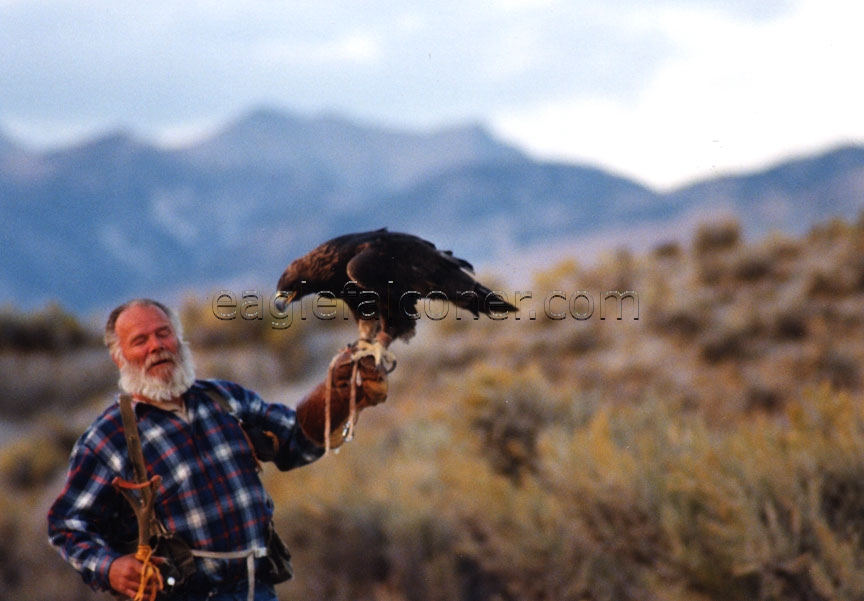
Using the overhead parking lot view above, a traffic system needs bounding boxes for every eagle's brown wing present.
[279,228,516,342]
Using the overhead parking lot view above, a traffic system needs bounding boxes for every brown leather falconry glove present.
[296,346,390,451]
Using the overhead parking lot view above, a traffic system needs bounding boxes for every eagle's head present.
[274,262,304,312]
[274,252,338,312]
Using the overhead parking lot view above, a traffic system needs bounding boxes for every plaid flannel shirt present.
[47,379,323,592]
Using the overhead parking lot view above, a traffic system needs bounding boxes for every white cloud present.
[493,0,864,189]
[251,31,382,66]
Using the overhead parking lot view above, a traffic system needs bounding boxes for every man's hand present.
[295,346,391,448]
[109,553,164,601]
[351,354,389,409]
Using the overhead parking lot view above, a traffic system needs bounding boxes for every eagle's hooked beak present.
[274,290,297,313]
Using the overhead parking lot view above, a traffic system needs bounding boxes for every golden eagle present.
[276,228,516,363]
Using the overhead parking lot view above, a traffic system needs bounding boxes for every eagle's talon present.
[350,339,396,372]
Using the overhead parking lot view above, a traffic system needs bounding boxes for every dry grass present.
[4,215,864,600]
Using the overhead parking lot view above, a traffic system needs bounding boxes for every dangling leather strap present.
[203,388,280,470]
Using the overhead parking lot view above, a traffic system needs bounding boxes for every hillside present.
[3,216,864,600]
[2,107,863,315]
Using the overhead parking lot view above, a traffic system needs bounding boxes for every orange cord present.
[132,544,164,601]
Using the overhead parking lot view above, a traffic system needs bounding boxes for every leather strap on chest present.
[202,388,280,469]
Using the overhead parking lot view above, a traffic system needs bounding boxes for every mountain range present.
[2,107,863,316]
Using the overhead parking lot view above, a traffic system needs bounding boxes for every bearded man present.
[48,298,387,601]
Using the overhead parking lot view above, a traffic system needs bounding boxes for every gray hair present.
[104,298,186,362]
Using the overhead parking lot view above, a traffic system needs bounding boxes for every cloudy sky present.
[1,0,861,190]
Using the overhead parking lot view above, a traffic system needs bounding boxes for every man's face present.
[113,304,181,382]
[112,303,195,403]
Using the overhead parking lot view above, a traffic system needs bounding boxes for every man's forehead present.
[115,304,173,335]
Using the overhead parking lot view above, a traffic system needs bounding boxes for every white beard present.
[118,343,196,403]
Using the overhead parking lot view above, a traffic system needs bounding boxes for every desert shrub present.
[699,327,750,362]
[653,306,705,339]
[477,384,864,601]
[652,385,864,600]
[282,503,392,600]
[460,365,566,483]
[771,308,809,340]
[693,219,742,256]
[0,468,93,601]
[653,240,683,260]
[0,422,76,489]
[744,384,783,412]
[817,350,860,389]
[0,304,99,352]
[0,348,116,419]
[0,498,21,596]
[806,267,862,298]
[733,251,774,282]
